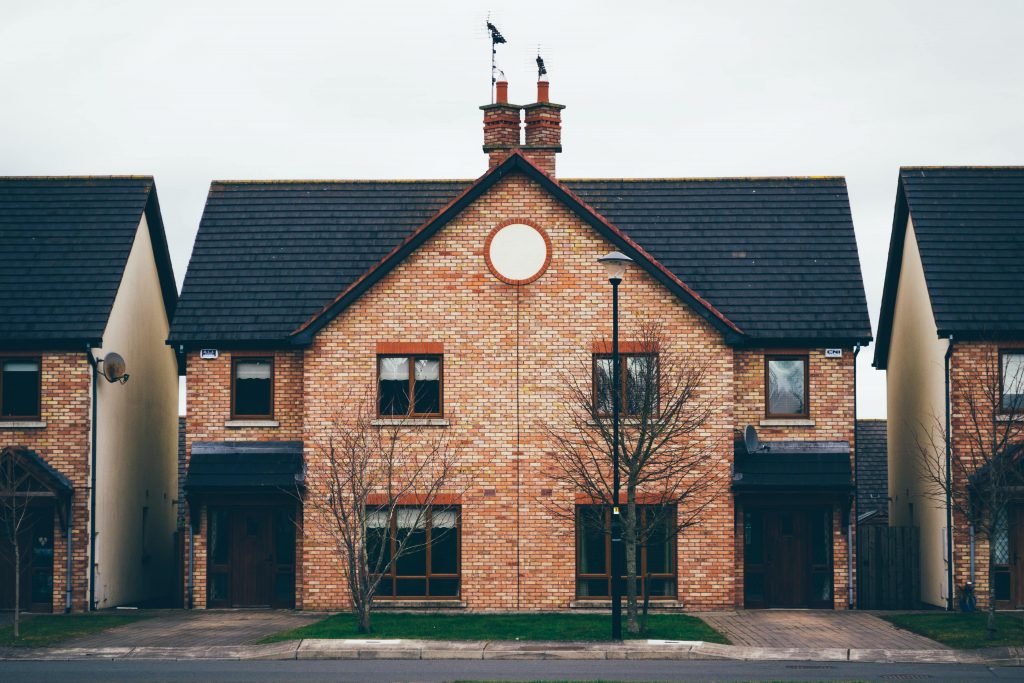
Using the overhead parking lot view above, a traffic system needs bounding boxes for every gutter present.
[944,335,955,611]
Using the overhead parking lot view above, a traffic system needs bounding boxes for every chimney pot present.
[537,80,549,103]
[495,80,509,104]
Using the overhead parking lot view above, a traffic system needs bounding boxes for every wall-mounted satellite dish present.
[743,424,768,453]
[97,352,130,384]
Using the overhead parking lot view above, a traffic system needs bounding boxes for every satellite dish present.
[98,353,129,384]
[744,425,768,453]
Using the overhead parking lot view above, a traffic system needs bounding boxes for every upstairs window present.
[1001,350,1024,413]
[378,356,442,417]
[593,354,659,417]
[766,355,808,418]
[232,357,273,419]
[1,358,41,419]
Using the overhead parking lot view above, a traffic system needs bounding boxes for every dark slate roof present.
[185,441,304,491]
[170,157,871,346]
[565,178,871,343]
[856,420,888,524]
[875,167,1024,368]
[0,177,177,348]
[732,440,853,492]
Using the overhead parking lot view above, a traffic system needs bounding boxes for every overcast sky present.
[3,1,1023,418]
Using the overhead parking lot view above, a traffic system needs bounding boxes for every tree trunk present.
[624,499,640,634]
[13,539,20,639]
[356,597,373,634]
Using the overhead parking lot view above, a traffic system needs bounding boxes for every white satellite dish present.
[744,425,768,453]
[97,352,129,384]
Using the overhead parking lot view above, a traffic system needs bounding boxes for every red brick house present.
[170,80,872,611]
[875,167,1024,610]
[0,177,180,612]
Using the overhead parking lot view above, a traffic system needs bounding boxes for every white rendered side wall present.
[93,215,179,607]
[886,216,949,608]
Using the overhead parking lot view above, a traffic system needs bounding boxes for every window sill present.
[371,418,449,427]
[569,599,685,611]
[224,419,280,428]
[759,418,815,428]
[374,599,467,609]
[0,420,46,429]
[586,418,646,427]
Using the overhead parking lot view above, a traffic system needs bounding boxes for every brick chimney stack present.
[481,80,522,169]
[522,78,565,176]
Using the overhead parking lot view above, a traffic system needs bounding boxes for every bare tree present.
[0,446,34,639]
[916,344,1024,638]
[302,392,461,634]
[545,322,726,634]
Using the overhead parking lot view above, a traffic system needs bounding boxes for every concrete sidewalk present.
[1,638,1021,665]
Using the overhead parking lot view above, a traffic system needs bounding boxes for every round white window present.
[485,222,551,285]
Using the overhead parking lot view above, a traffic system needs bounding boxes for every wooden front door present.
[743,505,834,609]
[0,506,54,612]
[230,509,274,607]
[766,510,808,607]
[1012,505,1024,609]
[208,504,296,608]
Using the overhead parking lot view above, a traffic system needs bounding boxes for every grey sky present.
[4,1,1023,418]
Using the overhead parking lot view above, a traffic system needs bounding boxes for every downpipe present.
[850,344,860,609]
[944,335,955,611]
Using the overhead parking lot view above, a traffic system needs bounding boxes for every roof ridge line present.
[211,179,475,185]
[900,165,1024,170]
[561,176,846,182]
[0,175,154,180]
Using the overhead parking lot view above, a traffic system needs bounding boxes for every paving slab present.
[702,610,949,650]
[62,609,320,648]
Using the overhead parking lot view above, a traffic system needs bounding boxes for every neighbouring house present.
[169,79,872,611]
[0,177,180,612]
[874,167,1024,610]
[856,420,889,526]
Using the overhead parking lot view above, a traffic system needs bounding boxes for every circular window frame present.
[484,218,553,286]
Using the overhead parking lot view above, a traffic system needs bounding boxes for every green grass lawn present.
[261,612,729,644]
[883,612,1024,649]
[0,613,149,648]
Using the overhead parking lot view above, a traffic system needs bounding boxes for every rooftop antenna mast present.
[486,17,507,102]
[536,49,547,81]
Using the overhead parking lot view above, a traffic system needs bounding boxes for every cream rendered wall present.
[93,214,179,607]
[886,216,949,608]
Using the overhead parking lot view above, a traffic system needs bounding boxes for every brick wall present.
[182,170,859,612]
[948,341,1023,609]
[299,172,737,610]
[0,352,92,612]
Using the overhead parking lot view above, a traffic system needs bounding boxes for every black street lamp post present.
[598,251,632,641]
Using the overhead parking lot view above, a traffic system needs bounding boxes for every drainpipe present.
[944,335,955,611]
[85,344,99,611]
[969,524,976,584]
[187,521,194,609]
[64,510,72,613]
[849,344,860,609]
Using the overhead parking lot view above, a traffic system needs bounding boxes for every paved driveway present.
[63,609,321,647]
[701,610,948,650]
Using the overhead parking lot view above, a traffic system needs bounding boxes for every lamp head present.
[598,251,632,283]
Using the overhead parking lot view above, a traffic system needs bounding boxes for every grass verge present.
[882,612,1024,649]
[0,613,149,648]
[261,612,729,644]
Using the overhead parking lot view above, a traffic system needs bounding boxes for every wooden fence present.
[857,525,920,609]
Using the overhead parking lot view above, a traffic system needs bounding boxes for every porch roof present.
[185,441,304,492]
[732,441,853,493]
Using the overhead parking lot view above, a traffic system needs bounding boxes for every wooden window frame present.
[0,354,42,421]
[764,353,810,419]
[592,353,659,418]
[998,349,1024,415]
[230,355,275,420]
[376,354,444,419]
[371,505,461,600]
[574,504,677,600]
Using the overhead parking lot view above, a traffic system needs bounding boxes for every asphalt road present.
[0,660,1020,682]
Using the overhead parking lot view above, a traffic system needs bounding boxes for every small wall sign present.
[825,348,843,358]
[200,349,219,360]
